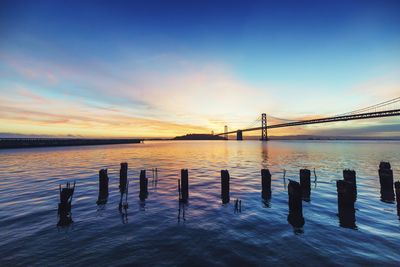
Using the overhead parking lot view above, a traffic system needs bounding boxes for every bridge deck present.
[216,109,400,135]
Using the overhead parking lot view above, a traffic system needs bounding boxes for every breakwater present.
[0,138,143,149]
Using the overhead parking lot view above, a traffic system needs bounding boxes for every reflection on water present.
[1,140,400,266]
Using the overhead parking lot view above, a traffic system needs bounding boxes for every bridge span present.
[215,97,400,140]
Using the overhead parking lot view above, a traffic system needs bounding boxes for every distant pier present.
[0,138,143,149]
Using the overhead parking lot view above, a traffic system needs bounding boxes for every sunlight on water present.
[0,140,400,266]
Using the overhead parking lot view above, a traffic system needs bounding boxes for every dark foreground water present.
[0,140,399,266]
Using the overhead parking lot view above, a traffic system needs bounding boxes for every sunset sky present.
[1,0,399,138]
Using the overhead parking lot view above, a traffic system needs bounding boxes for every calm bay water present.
[0,140,399,266]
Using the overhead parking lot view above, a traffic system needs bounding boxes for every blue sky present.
[0,0,399,137]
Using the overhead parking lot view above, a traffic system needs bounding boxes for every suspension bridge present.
[215,97,400,140]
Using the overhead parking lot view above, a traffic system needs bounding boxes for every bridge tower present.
[261,113,268,141]
[237,130,243,140]
[224,125,228,140]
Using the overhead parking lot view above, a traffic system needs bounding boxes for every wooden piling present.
[300,169,311,201]
[379,162,395,202]
[96,169,109,205]
[139,170,148,201]
[119,163,128,209]
[395,181,400,217]
[343,169,357,197]
[287,180,305,228]
[261,169,271,199]
[120,163,128,194]
[336,180,356,228]
[57,181,75,226]
[221,170,230,204]
[181,169,189,202]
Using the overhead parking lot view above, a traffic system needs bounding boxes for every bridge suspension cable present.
[215,96,400,137]
[335,97,400,117]
[267,115,297,122]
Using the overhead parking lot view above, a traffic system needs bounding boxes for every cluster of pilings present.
[57,161,400,227]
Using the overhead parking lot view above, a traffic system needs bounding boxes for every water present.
[0,140,399,266]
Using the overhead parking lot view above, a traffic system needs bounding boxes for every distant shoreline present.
[0,138,143,149]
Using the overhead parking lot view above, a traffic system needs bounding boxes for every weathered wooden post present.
[139,170,148,201]
[287,180,305,228]
[119,163,128,209]
[221,170,230,204]
[336,180,356,229]
[178,179,182,200]
[181,169,189,203]
[261,169,271,199]
[378,162,395,202]
[343,169,357,197]
[395,181,400,217]
[96,169,109,205]
[57,181,75,226]
[300,169,311,201]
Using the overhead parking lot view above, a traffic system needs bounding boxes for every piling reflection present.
[177,202,186,222]
[234,199,242,213]
[151,168,159,190]
[260,142,269,168]
[119,206,128,224]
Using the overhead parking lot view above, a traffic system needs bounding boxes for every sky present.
[0,0,399,138]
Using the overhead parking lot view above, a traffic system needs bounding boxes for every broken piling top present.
[221,170,230,183]
[300,169,311,179]
[288,180,302,202]
[261,169,272,198]
[59,181,76,204]
[98,169,109,193]
[379,161,391,170]
[343,169,356,185]
[57,182,75,226]
[120,162,128,193]
[221,170,230,186]
[180,169,189,202]
[379,161,395,202]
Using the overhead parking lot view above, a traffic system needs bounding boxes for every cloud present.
[1,50,399,138]
[1,52,282,135]
[352,70,400,103]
